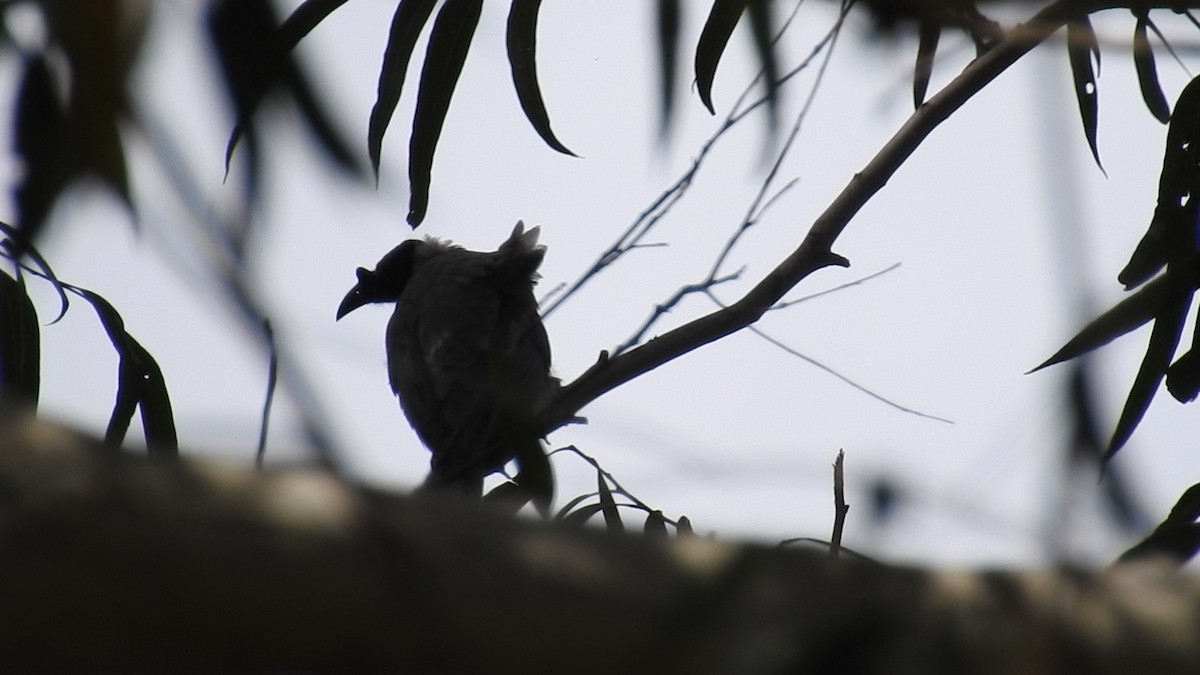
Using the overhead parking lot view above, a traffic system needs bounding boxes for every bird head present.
[336,239,421,320]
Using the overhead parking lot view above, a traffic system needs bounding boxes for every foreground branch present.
[2,410,1199,672]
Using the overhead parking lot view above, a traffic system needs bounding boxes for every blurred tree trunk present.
[0,407,1197,674]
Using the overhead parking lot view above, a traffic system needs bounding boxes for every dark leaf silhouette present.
[369,0,438,180]
[278,0,350,50]
[561,501,608,526]
[1120,76,1200,289]
[1167,344,1200,403]
[744,0,778,128]
[1031,268,1185,372]
[597,473,624,532]
[695,0,748,115]
[1106,289,1192,460]
[0,270,40,406]
[0,222,69,322]
[212,0,361,195]
[656,0,681,132]
[505,0,576,156]
[1133,14,1171,124]
[913,20,940,108]
[80,290,178,459]
[1118,483,1200,565]
[1067,15,1104,172]
[407,0,483,226]
[13,54,71,251]
[643,510,668,537]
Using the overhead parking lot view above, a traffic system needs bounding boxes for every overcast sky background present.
[9,0,1200,566]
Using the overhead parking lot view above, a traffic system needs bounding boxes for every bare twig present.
[830,449,848,558]
[540,0,1096,435]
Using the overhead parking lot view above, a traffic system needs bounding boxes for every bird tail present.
[498,221,545,280]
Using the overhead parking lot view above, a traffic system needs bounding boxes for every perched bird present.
[337,222,558,501]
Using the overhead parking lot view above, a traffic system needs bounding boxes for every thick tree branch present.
[541,0,1143,433]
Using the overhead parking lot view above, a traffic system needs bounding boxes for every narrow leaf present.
[913,20,940,109]
[407,0,483,226]
[597,472,624,532]
[506,0,576,156]
[1067,16,1104,172]
[561,502,607,526]
[1105,289,1193,460]
[80,289,177,458]
[13,54,71,250]
[1031,268,1185,372]
[656,0,681,133]
[1120,77,1200,288]
[278,0,350,50]
[1133,15,1171,124]
[694,0,748,115]
[369,0,438,180]
[745,0,779,129]
[0,221,69,322]
[0,270,40,406]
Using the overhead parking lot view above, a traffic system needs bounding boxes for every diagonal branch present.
[539,0,1101,434]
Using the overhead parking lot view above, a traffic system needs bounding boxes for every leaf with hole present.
[1067,16,1103,172]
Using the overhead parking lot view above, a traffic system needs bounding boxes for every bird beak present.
[336,270,371,320]
[336,285,366,320]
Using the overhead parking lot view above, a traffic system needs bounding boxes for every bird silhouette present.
[337,223,557,503]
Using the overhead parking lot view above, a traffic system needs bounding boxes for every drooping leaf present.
[278,0,351,50]
[1120,76,1200,288]
[656,0,681,133]
[0,221,69,323]
[1105,289,1193,460]
[369,0,438,180]
[0,270,40,406]
[13,54,71,251]
[506,0,576,157]
[484,480,532,514]
[1067,16,1104,172]
[1118,483,1200,565]
[407,0,484,227]
[695,0,748,115]
[42,0,135,215]
[80,289,178,459]
[597,473,624,532]
[1133,14,1171,124]
[744,0,778,129]
[214,0,361,188]
[643,510,668,537]
[514,440,554,517]
[209,0,282,182]
[561,501,607,526]
[1030,267,1187,372]
[913,19,940,109]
